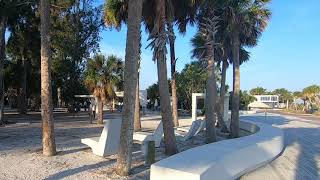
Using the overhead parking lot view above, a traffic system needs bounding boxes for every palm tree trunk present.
[0,16,7,125]
[230,36,240,138]
[40,0,56,156]
[20,53,27,114]
[156,0,178,155]
[205,47,217,143]
[97,98,103,124]
[168,23,179,127]
[134,75,141,131]
[216,59,229,132]
[57,87,62,108]
[116,0,143,176]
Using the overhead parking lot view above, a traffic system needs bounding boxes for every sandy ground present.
[0,111,233,180]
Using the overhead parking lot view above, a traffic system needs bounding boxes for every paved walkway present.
[241,113,320,180]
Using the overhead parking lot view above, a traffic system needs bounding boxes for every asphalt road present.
[267,110,320,124]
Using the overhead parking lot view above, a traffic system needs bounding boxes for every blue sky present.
[98,0,320,92]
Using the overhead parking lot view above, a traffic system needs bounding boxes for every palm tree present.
[145,0,202,127]
[0,16,7,125]
[147,0,178,154]
[104,0,142,131]
[40,0,56,156]
[84,54,122,125]
[191,30,229,133]
[302,85,320,112]
[215,20,250,132]
[105,0,180,154]
[193,7,220,142]
[104,0,201,128]
[116,0,143,176]
[134,57,141,131]
[224,0,271,138]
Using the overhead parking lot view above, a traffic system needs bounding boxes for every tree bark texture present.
[217,60,229,132]
[20,54,27,114]
[134,75,141,131]
[97,98,103,124]
[168,22,179,127]
[230,36,240,138]
[155,0,178,155]
[116,0,143,176]
[205,56,218,143]
[40,0,56,156]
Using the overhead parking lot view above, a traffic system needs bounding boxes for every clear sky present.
[98,0,320,92]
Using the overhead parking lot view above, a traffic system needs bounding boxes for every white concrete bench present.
[81,118,122,157]
[175,120,202,141]
[133,122,163,147]
[150,120,284,180]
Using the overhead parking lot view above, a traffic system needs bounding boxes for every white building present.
[251,95,279,108]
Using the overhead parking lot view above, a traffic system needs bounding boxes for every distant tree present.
[6,3,40,114]
[0,0,33,124]
[176,61,208,110]
[239,90,256,110]
[147,83,159,108]
[273,88,292,109]
[51,0,102,105]
[302,85,320,112]
[292,91,303,110]
[84,54,123,124]
[293,91,303,103]
[250,87,267,95]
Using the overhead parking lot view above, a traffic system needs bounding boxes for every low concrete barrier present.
[150,120,284,180]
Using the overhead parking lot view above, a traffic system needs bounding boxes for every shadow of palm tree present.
[45,159,116,180]
[57,147,90,156]
[241,114,320,179]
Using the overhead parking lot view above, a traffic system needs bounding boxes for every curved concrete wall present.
[150,120,284,180]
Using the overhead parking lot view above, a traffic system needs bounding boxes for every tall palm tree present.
[145,0,202,127]
[193,10,220,143]
[191,31,229,133]
[105,0,180,154]
[40,0,56,156]
[116,0,143,176]
[104,0,201,128]
[223,0,271,138]
[147,0,178,154]
[104,0,142,131]
[84,54,122,125]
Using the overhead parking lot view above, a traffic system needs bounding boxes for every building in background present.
[249,95,279,109]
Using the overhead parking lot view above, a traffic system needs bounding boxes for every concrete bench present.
[133,122,163,148]
[150,120,284,180]
[81,118,122,157]
[175,120,202,141]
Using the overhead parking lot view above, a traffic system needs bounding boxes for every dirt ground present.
[0,111,228,180]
